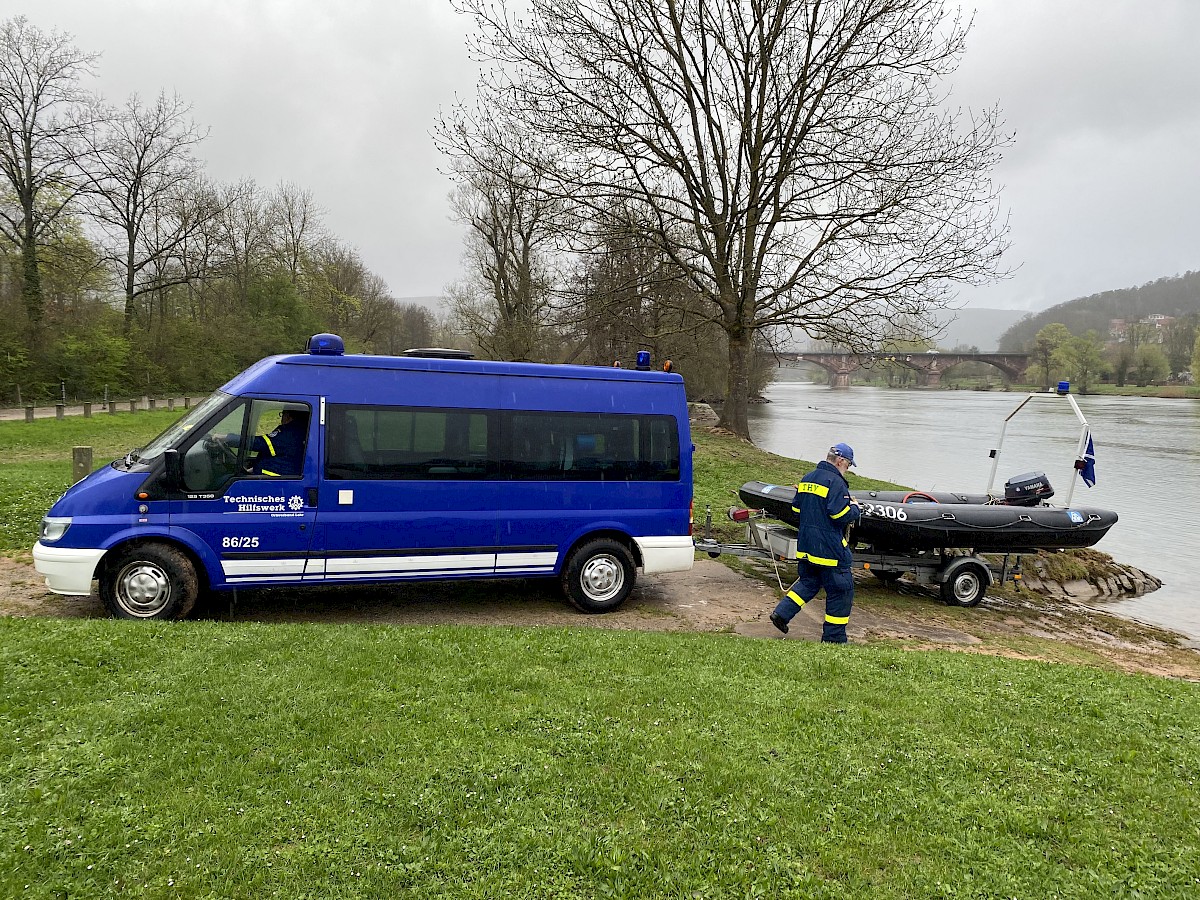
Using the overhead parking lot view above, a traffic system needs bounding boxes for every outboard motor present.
[1003,471,1054,506]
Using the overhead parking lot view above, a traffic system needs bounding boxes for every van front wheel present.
[101,544,199,620]
[562,539,636,613]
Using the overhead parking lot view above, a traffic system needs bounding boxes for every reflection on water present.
[748,378,1200,641]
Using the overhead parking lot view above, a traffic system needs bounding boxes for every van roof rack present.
[402,348,476,359]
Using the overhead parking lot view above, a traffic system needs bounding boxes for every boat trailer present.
[693,507,1022,608]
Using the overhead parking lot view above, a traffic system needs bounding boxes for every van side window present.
[180,400,312,491]
[326,405,491,479]
[324,406,679,482]
[502,412,679,481]
[244,401,311,478]
[182,402,248,492]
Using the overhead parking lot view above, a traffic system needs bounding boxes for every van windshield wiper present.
[124,448,141,467]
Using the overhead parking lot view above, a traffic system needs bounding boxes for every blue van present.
[32,335,695,620]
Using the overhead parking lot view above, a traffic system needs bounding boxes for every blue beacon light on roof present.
[307,333,345,356]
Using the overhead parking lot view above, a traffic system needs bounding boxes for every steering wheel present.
[205,434,239,466]
[901,491,939,504]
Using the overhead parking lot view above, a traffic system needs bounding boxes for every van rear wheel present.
[101,544,199,620]
[562,538,636,613]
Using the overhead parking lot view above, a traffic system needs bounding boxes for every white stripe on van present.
[221,550,562,584]
[224,574,306,584]
[496,551,558,570]
[222,558,307,577]
[321,568,493,581]
[324,553,496,576]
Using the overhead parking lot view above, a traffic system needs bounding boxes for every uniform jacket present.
[792,459,860,567]
[252,420,307,476]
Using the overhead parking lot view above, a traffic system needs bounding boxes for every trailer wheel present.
[562,538,636,613]
[101,543,199,620]
[940,561,988,608]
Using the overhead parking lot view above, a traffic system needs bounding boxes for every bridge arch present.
[777,352,1030,387]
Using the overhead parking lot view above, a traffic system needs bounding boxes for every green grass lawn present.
[3,413,1199,897]
[2,619,1198,899]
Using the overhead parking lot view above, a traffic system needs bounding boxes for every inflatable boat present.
[737,474,1118,553]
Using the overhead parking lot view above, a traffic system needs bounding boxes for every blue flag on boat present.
[1080,434,1097,487]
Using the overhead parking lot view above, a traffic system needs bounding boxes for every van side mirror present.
[163,449,182,489]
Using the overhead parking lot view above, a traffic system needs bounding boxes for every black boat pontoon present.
[738,476,1118,554]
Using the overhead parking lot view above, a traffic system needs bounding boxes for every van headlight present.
[39,517,72,543]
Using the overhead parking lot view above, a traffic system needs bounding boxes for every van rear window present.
[502,412,679,481]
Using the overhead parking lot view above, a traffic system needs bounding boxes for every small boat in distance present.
[738,475,1118,553]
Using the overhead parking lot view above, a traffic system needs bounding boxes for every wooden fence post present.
[129,399,138,413]
[24,405,34,423]
[73,447,93,484]
[83,402,92,418]
[55,403,64,420]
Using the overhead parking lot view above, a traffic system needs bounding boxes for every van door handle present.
[306,488,318,507]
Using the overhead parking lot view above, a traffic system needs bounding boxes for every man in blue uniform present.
[252,408,308,477]
[769,442,861,643]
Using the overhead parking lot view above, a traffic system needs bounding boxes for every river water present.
[748,374,1200,642]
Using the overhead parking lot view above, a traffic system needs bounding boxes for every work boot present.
[769,612,789,634]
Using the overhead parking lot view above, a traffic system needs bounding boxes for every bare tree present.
[437,114,565,361]
[0,16,99,332]
[171,176,228,322]
[269,181,325,285]
[452,0,1009,437]
[81,91,212,332]
[216,179,275,306]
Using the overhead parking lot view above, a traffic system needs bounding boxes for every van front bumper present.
[32,543,106,596]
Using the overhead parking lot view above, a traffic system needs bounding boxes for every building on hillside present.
[1107,314,1175,346]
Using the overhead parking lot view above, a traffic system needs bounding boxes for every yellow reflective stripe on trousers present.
[825,614,850,625]
[795,482,830,498]
[795,551,839,566]
[261,433,276,456]
[786,590,805,606]
[831,505,852,520]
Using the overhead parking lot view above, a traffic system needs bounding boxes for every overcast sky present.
[7,0,1200,313]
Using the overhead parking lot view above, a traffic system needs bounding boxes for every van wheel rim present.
[116,562,172,617]
[581,554,624,602]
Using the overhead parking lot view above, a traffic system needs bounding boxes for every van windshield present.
[135,392,233,463]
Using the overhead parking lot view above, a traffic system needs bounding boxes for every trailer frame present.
[694,511,1022,608]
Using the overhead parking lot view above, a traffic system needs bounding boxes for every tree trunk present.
[20,229,43,332]
[720,330,752,439]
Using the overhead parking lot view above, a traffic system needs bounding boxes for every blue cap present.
[830,442,856,466]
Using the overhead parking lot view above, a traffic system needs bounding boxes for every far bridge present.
[777,351,1031,388]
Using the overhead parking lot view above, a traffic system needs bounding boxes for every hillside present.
[998,270,1200,350]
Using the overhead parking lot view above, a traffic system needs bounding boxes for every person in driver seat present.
[250,408,309,477]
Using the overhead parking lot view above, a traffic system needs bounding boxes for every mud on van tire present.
[101,543,200,621]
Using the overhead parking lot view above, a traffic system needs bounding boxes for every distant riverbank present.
[777,377,1200,400]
